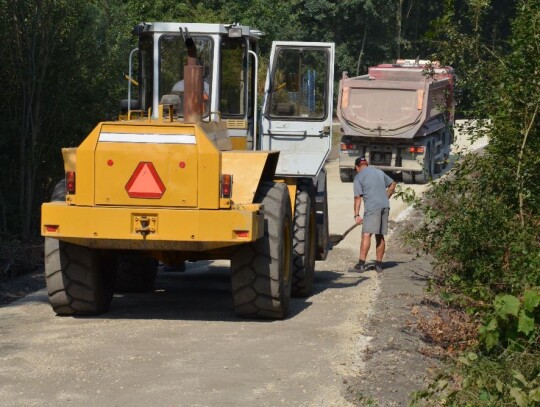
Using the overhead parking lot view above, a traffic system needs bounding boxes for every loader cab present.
[126,22,262,149]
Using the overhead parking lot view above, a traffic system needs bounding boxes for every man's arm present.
[354,196,362,224]
[387,182,397,199]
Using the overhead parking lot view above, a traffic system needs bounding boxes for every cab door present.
[261,42,335,177]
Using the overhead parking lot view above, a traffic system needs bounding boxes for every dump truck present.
[41,22,335,319]
[337,59,455,184]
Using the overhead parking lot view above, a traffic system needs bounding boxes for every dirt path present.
[0,124,483,406]
[0,159,378,407]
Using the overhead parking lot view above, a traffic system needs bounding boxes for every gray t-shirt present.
[353,166,394,212]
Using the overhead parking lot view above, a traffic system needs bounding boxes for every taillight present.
[66,171,76,194]
[221,174,232,198]
[340,143,356,151]
[342,87,350,108]
[408,146,425,154]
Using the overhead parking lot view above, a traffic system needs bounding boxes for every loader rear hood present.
[94,125,200,208]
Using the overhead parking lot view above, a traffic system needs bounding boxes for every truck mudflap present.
[41,202,263,251]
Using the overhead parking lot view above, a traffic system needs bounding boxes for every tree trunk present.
[356,22,368,76]
[397,0,404,59]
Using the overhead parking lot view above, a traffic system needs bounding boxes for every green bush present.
[480,290,540,351]
[411,350,540,406]
[407,2,540,405]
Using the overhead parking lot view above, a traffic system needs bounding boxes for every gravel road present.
[0,123,485,406]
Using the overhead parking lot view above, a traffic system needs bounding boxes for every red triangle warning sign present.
[125,162,166,199]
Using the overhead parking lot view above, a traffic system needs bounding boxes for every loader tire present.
[114,253,158,293]
[230,182,293,319]
[291,179,316,297]
[51,179,66,202]
[45,238,116,316]
[316,169,330,261]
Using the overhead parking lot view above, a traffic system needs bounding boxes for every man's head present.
[354,156,368,172]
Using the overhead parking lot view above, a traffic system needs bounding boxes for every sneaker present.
[352,262,366,273]
[375,262,383,273]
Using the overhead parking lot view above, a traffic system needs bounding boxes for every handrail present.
[128,48,139,115]
[248,50,258,150]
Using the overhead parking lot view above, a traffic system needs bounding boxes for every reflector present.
[125,162,166,199]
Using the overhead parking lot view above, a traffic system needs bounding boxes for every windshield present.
[159,35,213,117]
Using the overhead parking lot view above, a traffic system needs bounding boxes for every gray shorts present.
[362,208,389,235]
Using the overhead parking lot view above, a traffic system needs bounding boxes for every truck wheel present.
[340,169,352,182]
[230,182,293,319]
[414,144,434,184]
[441,152,450,170]
[291,179,316,297]
[114,253,158,293]
[402,171,415,184]
[45,238,116,316]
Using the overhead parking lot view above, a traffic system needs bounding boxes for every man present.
[352,156,396,273]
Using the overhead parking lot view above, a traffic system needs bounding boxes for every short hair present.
[355,156,368,166]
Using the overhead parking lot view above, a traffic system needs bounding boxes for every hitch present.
[133,215,156,240]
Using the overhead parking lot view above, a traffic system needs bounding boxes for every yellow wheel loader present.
[41,23,335,319]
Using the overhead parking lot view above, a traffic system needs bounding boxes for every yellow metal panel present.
[194,125,221,209]
[94,142,198,207]
[62,148,77,172]
[230,137,247,150]
[72,121,223,210]
[42,202,263,251]
[75,124,102,205]
[221,151,273,204]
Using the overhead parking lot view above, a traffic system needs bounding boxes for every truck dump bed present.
[337,63,454,139]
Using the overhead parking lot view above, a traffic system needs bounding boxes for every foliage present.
[411,350,540,406]
[480,290,540,351]
[408,0,540,298]
[405,1,540,405]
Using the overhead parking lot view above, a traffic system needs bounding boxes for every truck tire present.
[340,169,352,183]
[45,238,116,316]
[51,179,66,202]
[414,143,434,184]
[291,179,316,297]
[402,171,414,184]
[114,253,158,293]
[230,182,293,319]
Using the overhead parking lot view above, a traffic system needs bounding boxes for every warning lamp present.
[221,174,233,198]
[66,171,76,194]
[408,146,425,154]
[340,143,355,151]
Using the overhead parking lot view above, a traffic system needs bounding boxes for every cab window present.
[267,48,329,120]
[159,35,213,117]
[220,37,246,117]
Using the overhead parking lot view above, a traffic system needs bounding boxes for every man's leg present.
[360,233,372,261]
[375,234,385,262]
